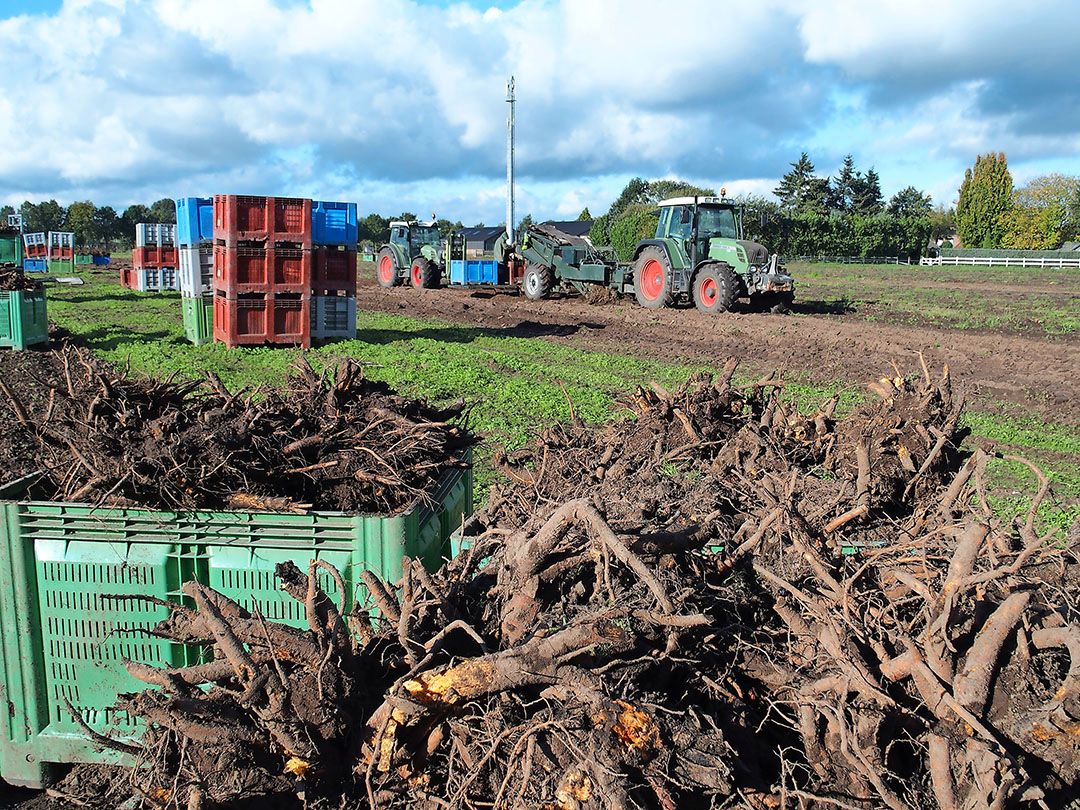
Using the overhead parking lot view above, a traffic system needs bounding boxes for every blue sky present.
[2,0,1079,224]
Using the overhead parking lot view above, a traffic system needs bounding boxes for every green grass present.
[789,262,1080,336]
[42,267,1080,529]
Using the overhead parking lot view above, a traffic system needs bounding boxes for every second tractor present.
[375,219,445,289]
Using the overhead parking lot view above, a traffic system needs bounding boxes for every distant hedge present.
[940,247,1080,259]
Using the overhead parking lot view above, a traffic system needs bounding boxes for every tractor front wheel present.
[522,263,554,301]
[411,257,440,289]
[376,248,400,288]
[632,246,673,309]
[692,263,738,314]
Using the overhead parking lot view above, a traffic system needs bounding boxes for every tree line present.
[586,152,1080,262]
[358,213,465,245]
[0,198,177,249]
[587,157,940,262]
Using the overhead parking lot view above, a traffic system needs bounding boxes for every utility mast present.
[506,75,515,246]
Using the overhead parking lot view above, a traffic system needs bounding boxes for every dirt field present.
[355,262,1080,423]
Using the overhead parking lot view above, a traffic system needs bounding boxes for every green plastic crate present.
[181,294,213,346]
[47,259,74,274]
[74,255,93,266]
[0,233,22,265]
[0,461,472,787]
[0,290,48,350]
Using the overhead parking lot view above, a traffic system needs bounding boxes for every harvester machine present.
[517,223,629,301]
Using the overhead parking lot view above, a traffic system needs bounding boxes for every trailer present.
[517,223,629,300]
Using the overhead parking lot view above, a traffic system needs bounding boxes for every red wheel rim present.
[378,255,394,284]
[699,277,718,306]
[412,263,423,287]
[639,258,664,300]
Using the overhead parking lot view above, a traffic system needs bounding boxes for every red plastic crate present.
[132,245,178,269]
[213,243,312,297]
[312,246,357,293]
[120,266,134,289]
[213,195,312,248]
[213,291,311,349]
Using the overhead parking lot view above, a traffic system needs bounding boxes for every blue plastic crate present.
[175,197,213,245]
[312,201,358,246]
[450,259,502,285]
[92,255,111,265]
[23,259,47,273]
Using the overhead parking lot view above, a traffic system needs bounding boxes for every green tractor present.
[630,196,794,313]
[375,220,444,289]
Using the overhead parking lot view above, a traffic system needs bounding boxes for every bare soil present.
[356,279,1080,422]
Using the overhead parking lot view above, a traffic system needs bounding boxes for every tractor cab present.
[631,196,794,313]
[389,220,442,256]
[653,197,746,270]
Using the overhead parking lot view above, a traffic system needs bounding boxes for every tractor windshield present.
[412,227,441,247]
[696,206,738,240]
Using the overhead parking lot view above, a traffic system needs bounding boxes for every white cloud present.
[0,0,1078,223]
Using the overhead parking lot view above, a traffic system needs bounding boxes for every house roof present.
[542,220,593,237]
[457,226,505,242]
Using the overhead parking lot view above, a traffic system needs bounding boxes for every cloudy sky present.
[2,0,1079,224]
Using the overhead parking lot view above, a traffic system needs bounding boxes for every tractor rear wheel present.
[411,257,440,289]
[522,263,554,300]
[376,248,400,288]
[692,263,738,314]
[632,246,673,309]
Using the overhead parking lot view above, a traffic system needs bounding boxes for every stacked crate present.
[311,201,358,340]
[22,233,47,272]
[212,196,313,349]
[176,197,214,345]
[47,232,75,274]
[128,223,178,292]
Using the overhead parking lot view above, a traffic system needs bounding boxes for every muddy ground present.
[356,276,1079,423]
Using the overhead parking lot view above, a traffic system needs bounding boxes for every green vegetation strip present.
[44,269,1079,530]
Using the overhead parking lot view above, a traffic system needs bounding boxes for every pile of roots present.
[1,347,474,513]
[0,261,42,291]
[55,360,1078,809]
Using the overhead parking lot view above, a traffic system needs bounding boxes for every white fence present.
[789,255,912,265]
[921,255,1080,268]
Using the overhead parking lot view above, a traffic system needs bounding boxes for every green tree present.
[851,168,883,214]
[647,179,714,201]
[90,205,122,249]
[999,205,1064,250]
[956,152,1013,248]
[928,206,956,244]
[887,186,933,218]
[737,194,782,244]
[121,204,152,242]
[435,218,463,237]
[518,214,534,230]
[608,177,651,221]
[997,175,1078,250]
[20,199,66,232]
[65,200,97,246]
[358,213,390,244]
[830,154,859,212]
[609,204,659,262]
[588,214,610,246]
[149,198,176,223]
[774,153,830,214]
[0,204,14,225]
[1069,186,1080,239]
[577,207,592,221]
